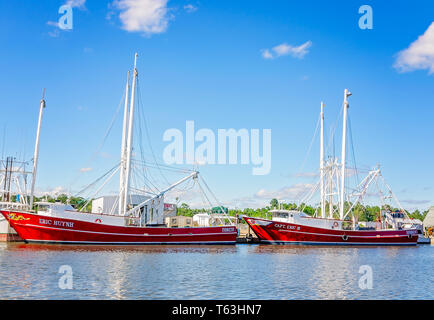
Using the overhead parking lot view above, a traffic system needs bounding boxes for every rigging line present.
[134,160,161,194]
[199,175,231,224]
[347,113,360,187]
[134,86,148,189]
[1,124,6,160]
[136,78,171,186]
[131,159,193,173]
[79,166,120,213]
[67,92,126,191]
[325,102,344,158]
[74,163,120,197]
[295,113,321,177]
[197,180,210,209]
[129,187,158,196]
[197,179,214,208]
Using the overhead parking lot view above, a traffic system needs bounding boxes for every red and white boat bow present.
[243,212,418,245]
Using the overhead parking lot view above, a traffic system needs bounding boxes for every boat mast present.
[339,89,351,219]
[122,53,138,216]
[119,71,130,215]
[29,90,46,209]
[320,102,325,218]
[328,160,333,218]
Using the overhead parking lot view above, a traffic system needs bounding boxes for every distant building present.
[424,206,434,228]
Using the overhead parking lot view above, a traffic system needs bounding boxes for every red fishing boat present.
[244,90,419,246]
[1,54,237,245]
[243,213,418,245]
[1,208,237,244]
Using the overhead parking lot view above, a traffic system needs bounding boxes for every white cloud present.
[46,21,59,27]
[294,171,318,178]
[112,0,171,36]
[261,41,312,60]
[183,4,197,13]
[66,0,86,9]
[255,183,314,201]
[48,29,60,38]
[261,49,273,59]
[401,199,430,205]
[80,167,92,173]
[35,186,70,197]
[394,22,434,74]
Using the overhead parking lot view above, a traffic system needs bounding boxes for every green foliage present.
[173,199,428,223]
[270,198,278,209]
[408,209,428,221]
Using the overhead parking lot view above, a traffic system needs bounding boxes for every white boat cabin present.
[270,209,349,230]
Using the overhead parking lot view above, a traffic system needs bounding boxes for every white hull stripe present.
[261,240,417,245]
[19,223,237,237]
[25,239,236,244]
[276,228,412,239]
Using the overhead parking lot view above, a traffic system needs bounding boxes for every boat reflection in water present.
[0,243,431,300]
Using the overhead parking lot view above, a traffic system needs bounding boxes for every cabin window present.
[273,212,288,219]
[38,205,50,212]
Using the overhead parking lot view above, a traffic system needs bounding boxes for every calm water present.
[0,243,433,300]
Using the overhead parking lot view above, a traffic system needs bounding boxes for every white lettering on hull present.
[39,218,74,228]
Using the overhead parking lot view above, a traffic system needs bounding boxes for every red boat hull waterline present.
[1,211,237,245]
[244,216,418,245]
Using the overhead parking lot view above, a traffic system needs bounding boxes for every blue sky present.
[0,0,433,211]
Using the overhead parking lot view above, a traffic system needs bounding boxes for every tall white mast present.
[30,90,46,209]
[328,160,333,218]
[119,71,130,215]
[320,102,325,218]
[339,89,351,219]
[122,53,138,216]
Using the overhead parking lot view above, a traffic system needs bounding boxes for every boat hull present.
[243,216,418,245]
[1,210,237,245]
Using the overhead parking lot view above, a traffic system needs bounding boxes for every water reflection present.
[0,243,432,299]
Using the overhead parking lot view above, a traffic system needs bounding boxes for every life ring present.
[333,221,339,228]
[95,219,102,223]
[342,234,349,241]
